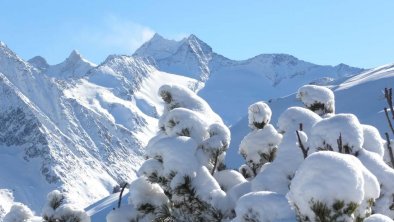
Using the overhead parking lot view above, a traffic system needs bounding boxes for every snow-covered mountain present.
[227,62,394,168]
[134,34,364,124]
[0,41,198,213]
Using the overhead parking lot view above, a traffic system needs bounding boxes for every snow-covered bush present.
[3,202,35,222]
[232,191,295,222]
[288,151,380,222]
[239,102,282,178]
[43,190,90,222]
[297,84,335,116]
[239,124,282,178]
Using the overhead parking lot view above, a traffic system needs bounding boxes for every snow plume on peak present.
[44,50,96,79]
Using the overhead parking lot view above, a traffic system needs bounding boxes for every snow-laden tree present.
[297,84,335,116]
[42,190,90,222]
[239,102,282,178]
[3,202,39,222]
[287,151,380,222]
[107,84,235,221]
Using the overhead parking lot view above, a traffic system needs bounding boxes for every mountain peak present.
[0,41,6,48]
[150,33,165,41]
[28,56,49,71]
[67,50,83,62]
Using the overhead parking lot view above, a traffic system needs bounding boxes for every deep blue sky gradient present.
[1,0,394,68]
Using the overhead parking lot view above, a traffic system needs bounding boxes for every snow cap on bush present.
[159,107,210,143]
[55,204,90,222]
[146,136,199,176]
[277,106,321,134]
[200,122,231,153]
[239,124,282,174]
[297,85,335,115]
[288,151,380,221]
[158,84,222,123]
[364,214,394,222]
[128,177,169,209]
[214,169,247,192]
[248,101,272,129]
[232,191,296,222]
[362,124,385,158]
[309,113,364,154]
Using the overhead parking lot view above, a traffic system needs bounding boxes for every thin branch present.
[299,123,303,131]
[337,133,343,154]
[296,130,309,159]
[384,88,394,120]
[117,182,128,209]
[384,108,394,136]
[385,132,394,169]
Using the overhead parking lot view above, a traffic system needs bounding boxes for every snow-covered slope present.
[134,34,364,124]
[228,62,394,168]
[0,42,199,213]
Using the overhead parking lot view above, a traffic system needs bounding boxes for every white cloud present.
[75,16,155,54]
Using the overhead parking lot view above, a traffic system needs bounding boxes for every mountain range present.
[0,34,370,215]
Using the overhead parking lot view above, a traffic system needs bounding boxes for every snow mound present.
[232,191,295,222]
[365,214,394,222]
[128,177,168,208]
[3,203,35,222]
[277,106,322,134]
[297,84,335,115]
[288,151,380,221]
[159,84,222,123]
[362,124,385,158]
[214,169,247,192]
[309,113,364,154]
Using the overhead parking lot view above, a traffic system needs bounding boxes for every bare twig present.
[118,182,128,209]
[299,123,303,131]
[385,88,394,120]
[296,130,309,159]
[337,133,343,153]
[385,133,394,168]
[384,108,394,136]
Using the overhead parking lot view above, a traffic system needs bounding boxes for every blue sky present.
[1,1,394,68]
